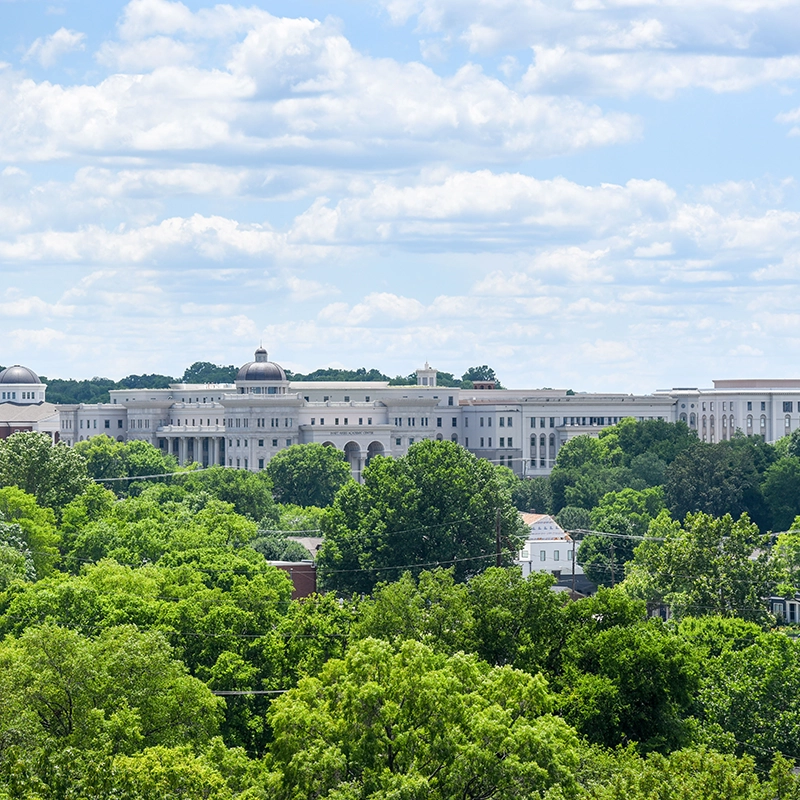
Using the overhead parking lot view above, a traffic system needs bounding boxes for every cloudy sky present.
[2,0,800,391]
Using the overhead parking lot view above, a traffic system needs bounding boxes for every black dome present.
[0,365,41,384]
[236,361,286,381]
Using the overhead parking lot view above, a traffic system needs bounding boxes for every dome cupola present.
[235,348,288,389]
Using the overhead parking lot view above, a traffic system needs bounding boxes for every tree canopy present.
[266,443,352,508]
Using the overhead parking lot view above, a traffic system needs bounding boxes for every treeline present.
[0,430,800,797]
[31,361,507,403]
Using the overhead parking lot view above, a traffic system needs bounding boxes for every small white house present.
[517,513,583,581]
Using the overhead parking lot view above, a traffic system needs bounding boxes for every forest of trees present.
[1,424,800,797]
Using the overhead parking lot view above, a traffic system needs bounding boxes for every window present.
[464,417,468,427]
[553,550,560,561]
[530,418,535,428]
[344,396,350,402]
[272,439,278,447]
[258,458,264,469]
[488,437,492,447]
[258,439,264,447]
[488,418,492,427]
[540,551,546,562]
[324,396,329,401]
[320,418,325,425]
[508,458,512,470]
[365,396,370,402]
[747,401,752,411]
[507,417,512,427]
[344,418,348,425]
[286,439,291,447]
[448,396,454,406]
[437,417,442,427]
[451,417,457,427]
[500,437,505,447]
[761,401,766,411]
[480,437,484,447]
[465,438,469,447]
[396,438,401,445]
[359,418,363,425]
[550,417,555,428]
[410,437,415,445]
[785,401,794,413]
[335,418,340,425]
[499,417,505,427]
[104,420,110,429]
[499,455,505,465]
[368,418,372,425]
[311,418,316,425]
[508,437,513,447]
[480,417,484,427]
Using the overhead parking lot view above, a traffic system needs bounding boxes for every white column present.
[178,437,186,466]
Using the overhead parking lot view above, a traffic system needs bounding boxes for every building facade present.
[6,348,800,478]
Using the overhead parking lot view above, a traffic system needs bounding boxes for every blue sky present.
[2,0,800,391]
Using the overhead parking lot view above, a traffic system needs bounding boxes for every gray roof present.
[0,365,41,385]
[236,360,286,382]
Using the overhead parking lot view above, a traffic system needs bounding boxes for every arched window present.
[786,415,792,431]
[702,415,707,428]
[761,415,767,429]
[549,433,556,461]
[747,414,753,429]
[690,413,696,427]
[680,413,687,423]
[451,433,458,443]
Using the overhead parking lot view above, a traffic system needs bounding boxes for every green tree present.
[762,457,800,532]
[512,475,552,513]
[266,637,581,800]
[560,619,700,752]
[181,466,277,521]
[697,632,800,769]
[317,440,525,594]
[0,486,59,576]
[555,505,591,531]
[664,442,767,528]
[625,511,777,622]
[579,488,666,587]
[266,444,352,508]
[180,361,238,383]
[461,365,502,387]
[0,431,90,513]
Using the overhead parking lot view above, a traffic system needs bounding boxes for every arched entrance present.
[344,441,363,481]
[366,441,385,466]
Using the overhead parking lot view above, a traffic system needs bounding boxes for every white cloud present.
[25,28,85,68]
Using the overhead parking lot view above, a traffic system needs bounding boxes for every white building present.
[517,513,582,581]
[0,365,59,441]
[4,348,799,479]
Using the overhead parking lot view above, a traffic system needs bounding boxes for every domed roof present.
[0,365,41,385]
[236,348,286,382]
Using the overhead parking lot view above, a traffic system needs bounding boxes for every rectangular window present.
[365,396,371,402]
[499,455,505,465]
[464,418,468,427]
[747,401,752,411]
[311,418,316,425]
[272,439,278,447]
[507,417,512,427]
[437,417,443,427]
[500,437,505,447]
[480,437,485,447]
[488,418,492,427]
[368,417,373,425]
[258,439,264,447]
[465,438,469,447]
[452,417,457,427]
[499,417,505,427]
[784,401,794,413]
[286,439,291,447]
[550,417,555,428]
[480,417,484,427]
[103,420,109,428]
[554,550,560,561]
[359,418,363,425]
[335,418,340,425]
[258,458,264,469]
[448,396,454,406]
[540,551,546,562]
[320,418,325,425]
[508,437,513,447]
[396,438,401,446]
[761,401,766,411]
[409,437,415,445]
[488,437,492,447]
[344,396,350,402]
[530,418,535,428]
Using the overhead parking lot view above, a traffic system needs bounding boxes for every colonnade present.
[162,435,225,467]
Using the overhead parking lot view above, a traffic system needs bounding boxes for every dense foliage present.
[0,428,799,797]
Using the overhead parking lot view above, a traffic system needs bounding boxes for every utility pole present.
[495,509,502,568]
[571,534,576,597]
[609,538,616,587]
